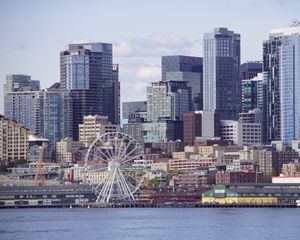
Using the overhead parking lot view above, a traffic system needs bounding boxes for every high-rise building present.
[240,61,262,81]
[39,83,69,151]
[4,90,43,134]
[60,42,116,141]
[147,81,191,122]
[113,64,120,124]
[183,111,220,146]
[4,74,40,93]
[203,28,241,120]
[162,55,203,110]
[263,24,300,144]
[122,101,147,122]
[4,75,42,134]
[241,73,265,113]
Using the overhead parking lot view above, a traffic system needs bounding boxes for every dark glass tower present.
[203,28,241,120]
[162,55,203,110]
[60,43,115,141]
[240,61,262,81]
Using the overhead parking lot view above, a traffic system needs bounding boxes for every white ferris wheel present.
[84,132,146,203]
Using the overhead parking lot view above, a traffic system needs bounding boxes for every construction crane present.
[34,143,46,186]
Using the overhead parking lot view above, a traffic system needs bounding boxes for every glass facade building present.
[263,25,300,144]
[39,83,69,150]
[4,91,43,134]
[203,28,241,120]
[147,81,191,122]
[162,55,203,110]
[60,42,116,141]
[122,101,147,122]
[4,74,40,93]
[241,73,264,113]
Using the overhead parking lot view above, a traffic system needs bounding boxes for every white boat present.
[296,200,300,207]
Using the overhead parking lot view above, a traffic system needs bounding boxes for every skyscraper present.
[263,23,300,145]
[147,81,191,122]
[39,83,69,151]
[122,101,147,122]
[4,74,42,134]
[241,73,265,113]
[203,28,241,120]
[162,55,203,110]
[4,74,40,93]
[60,42,116,140]
[113,64,120,125]
[240,61,262,81]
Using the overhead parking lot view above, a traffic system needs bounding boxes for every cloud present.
[114,41,132,56]
[71,38,92,44]
[114,33,193,58]
[136,64,161,80]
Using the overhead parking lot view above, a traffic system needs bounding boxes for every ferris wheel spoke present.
[97,138,114,160]
[119,145,139,163]
[120,153,144,164]
[116,138,124,160]
[94,148,111,163]
[118,138,135,161]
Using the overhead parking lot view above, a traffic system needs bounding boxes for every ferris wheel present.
[84,132,146,203]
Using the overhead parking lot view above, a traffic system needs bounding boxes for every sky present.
[0,0,299,114]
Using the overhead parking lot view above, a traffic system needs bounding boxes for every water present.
[0,208,299,240]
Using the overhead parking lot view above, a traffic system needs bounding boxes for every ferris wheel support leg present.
[98,171,114,203]
[106,168,117,203]
[118,168,135,201]
[118,171,129,197]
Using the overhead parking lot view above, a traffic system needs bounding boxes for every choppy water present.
[0,208,299,240]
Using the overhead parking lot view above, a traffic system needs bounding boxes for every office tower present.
[4,91,43,134]
[240,61,262,81]
[4,74,40,93]
[203,28,241,120]
[122,101,147,122]
[147,81,191,122]
[241,73,265,113]
[4,75,42,133]
[263,24,300,144]
[162,55,203,110]
[183,111,220,146]
[113,64,120,124]
[60,42,115,141]
[39,83,69,151]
